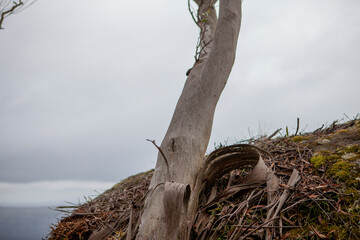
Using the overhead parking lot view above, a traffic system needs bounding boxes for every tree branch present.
[146,139,171,181]
[0,0,37,30]
[188,0,198,27]
[0,0,23,29]
[192,0,217,63]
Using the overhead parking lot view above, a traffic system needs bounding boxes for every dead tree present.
[136,0,243,239]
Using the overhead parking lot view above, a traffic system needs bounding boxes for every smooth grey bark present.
[136,0,242,239]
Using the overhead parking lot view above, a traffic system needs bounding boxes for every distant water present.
[0,206,66,240]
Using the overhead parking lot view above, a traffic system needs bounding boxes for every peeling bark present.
[163,182,191,240]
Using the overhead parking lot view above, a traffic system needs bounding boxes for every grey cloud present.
[0,0,359,185]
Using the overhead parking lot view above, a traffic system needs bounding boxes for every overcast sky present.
[0,0,359,206]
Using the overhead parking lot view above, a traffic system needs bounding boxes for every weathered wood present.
[136,0,242,239]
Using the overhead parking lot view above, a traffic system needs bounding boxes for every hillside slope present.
[48,119,360,240]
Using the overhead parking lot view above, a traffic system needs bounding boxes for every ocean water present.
[0,207,65,240]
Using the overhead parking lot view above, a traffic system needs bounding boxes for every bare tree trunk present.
[136,0,242,239]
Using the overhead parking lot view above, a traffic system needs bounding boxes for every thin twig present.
[313,124,324,134]
[146,139,171,181]
[13,0,37,14]
[188,0,198,26]
[239,217,280,240]
[232,225,301,229]
[295,118,300,136]
[268,128,282,140]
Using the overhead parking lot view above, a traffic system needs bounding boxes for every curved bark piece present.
[203,144,264,188]
[193,144,279,238]
[163,182,191,240]
[199,144,278,208]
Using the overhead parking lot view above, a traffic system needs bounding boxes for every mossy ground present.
[310,145,360,186]
[48,120,360,240]
[290,123,360,239]
[205,120,360,240]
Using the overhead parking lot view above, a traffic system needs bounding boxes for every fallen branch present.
[268,128,282,140]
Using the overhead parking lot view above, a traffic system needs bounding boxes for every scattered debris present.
[47,170,152,240]
[47,119,360,239]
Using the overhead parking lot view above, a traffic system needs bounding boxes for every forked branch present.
[0,0,37,29]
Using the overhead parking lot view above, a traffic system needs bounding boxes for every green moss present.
[340,144,360,155]
[311,146,360,186]
[287,210,360,239]
[310,155,327,169]
[334,128,350,135]
[310,152,339,169]
[348,200,360,214]
[346,179,360,189]
[287,228,303,239]
[324,225,338,235]
[291,139,360,239]
[355,120,360,128]
[328,160,352,181]
[291,135,309,143]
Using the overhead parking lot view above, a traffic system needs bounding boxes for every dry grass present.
[47,120,360,240]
